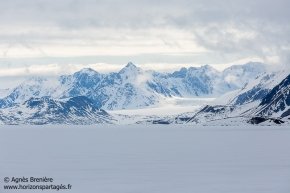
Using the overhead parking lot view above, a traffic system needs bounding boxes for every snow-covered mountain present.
[0,62,267,111]
[59,63,161,110]
[0,77,62,109]
[164,65,232,96]
[0,96,113,125]
[255,74,290,118]
[222,62,267,89]
[186,70,290,125]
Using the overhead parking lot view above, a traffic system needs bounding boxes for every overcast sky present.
[0,0,289,85]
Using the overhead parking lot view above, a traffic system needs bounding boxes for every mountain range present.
[1,61,288,125]
[0,62,266,110]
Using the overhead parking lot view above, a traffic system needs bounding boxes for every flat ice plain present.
[1,125,290,193]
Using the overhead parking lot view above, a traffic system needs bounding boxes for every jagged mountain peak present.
[200,65,220,75]
[74,67,99,76]
[126,62,137,67]
[170,67,188,78]
[186,65,220,79]
[200,64,217,71]
[119,62,141,74]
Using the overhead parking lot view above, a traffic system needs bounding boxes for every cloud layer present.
[0,0,289,73]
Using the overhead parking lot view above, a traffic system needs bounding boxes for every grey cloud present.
[0,0,289,66]
[1,0,289,28]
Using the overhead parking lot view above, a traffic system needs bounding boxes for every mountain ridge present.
[0,62,268,111]
[0,96,112,125]
[0,61,289,125]
[185,70,290,125]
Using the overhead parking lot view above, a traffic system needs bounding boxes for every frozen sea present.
[1,125,290,193]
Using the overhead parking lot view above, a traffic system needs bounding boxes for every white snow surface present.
[110,97,215,124]
[0,125,289,193]
[111,97,215,116]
